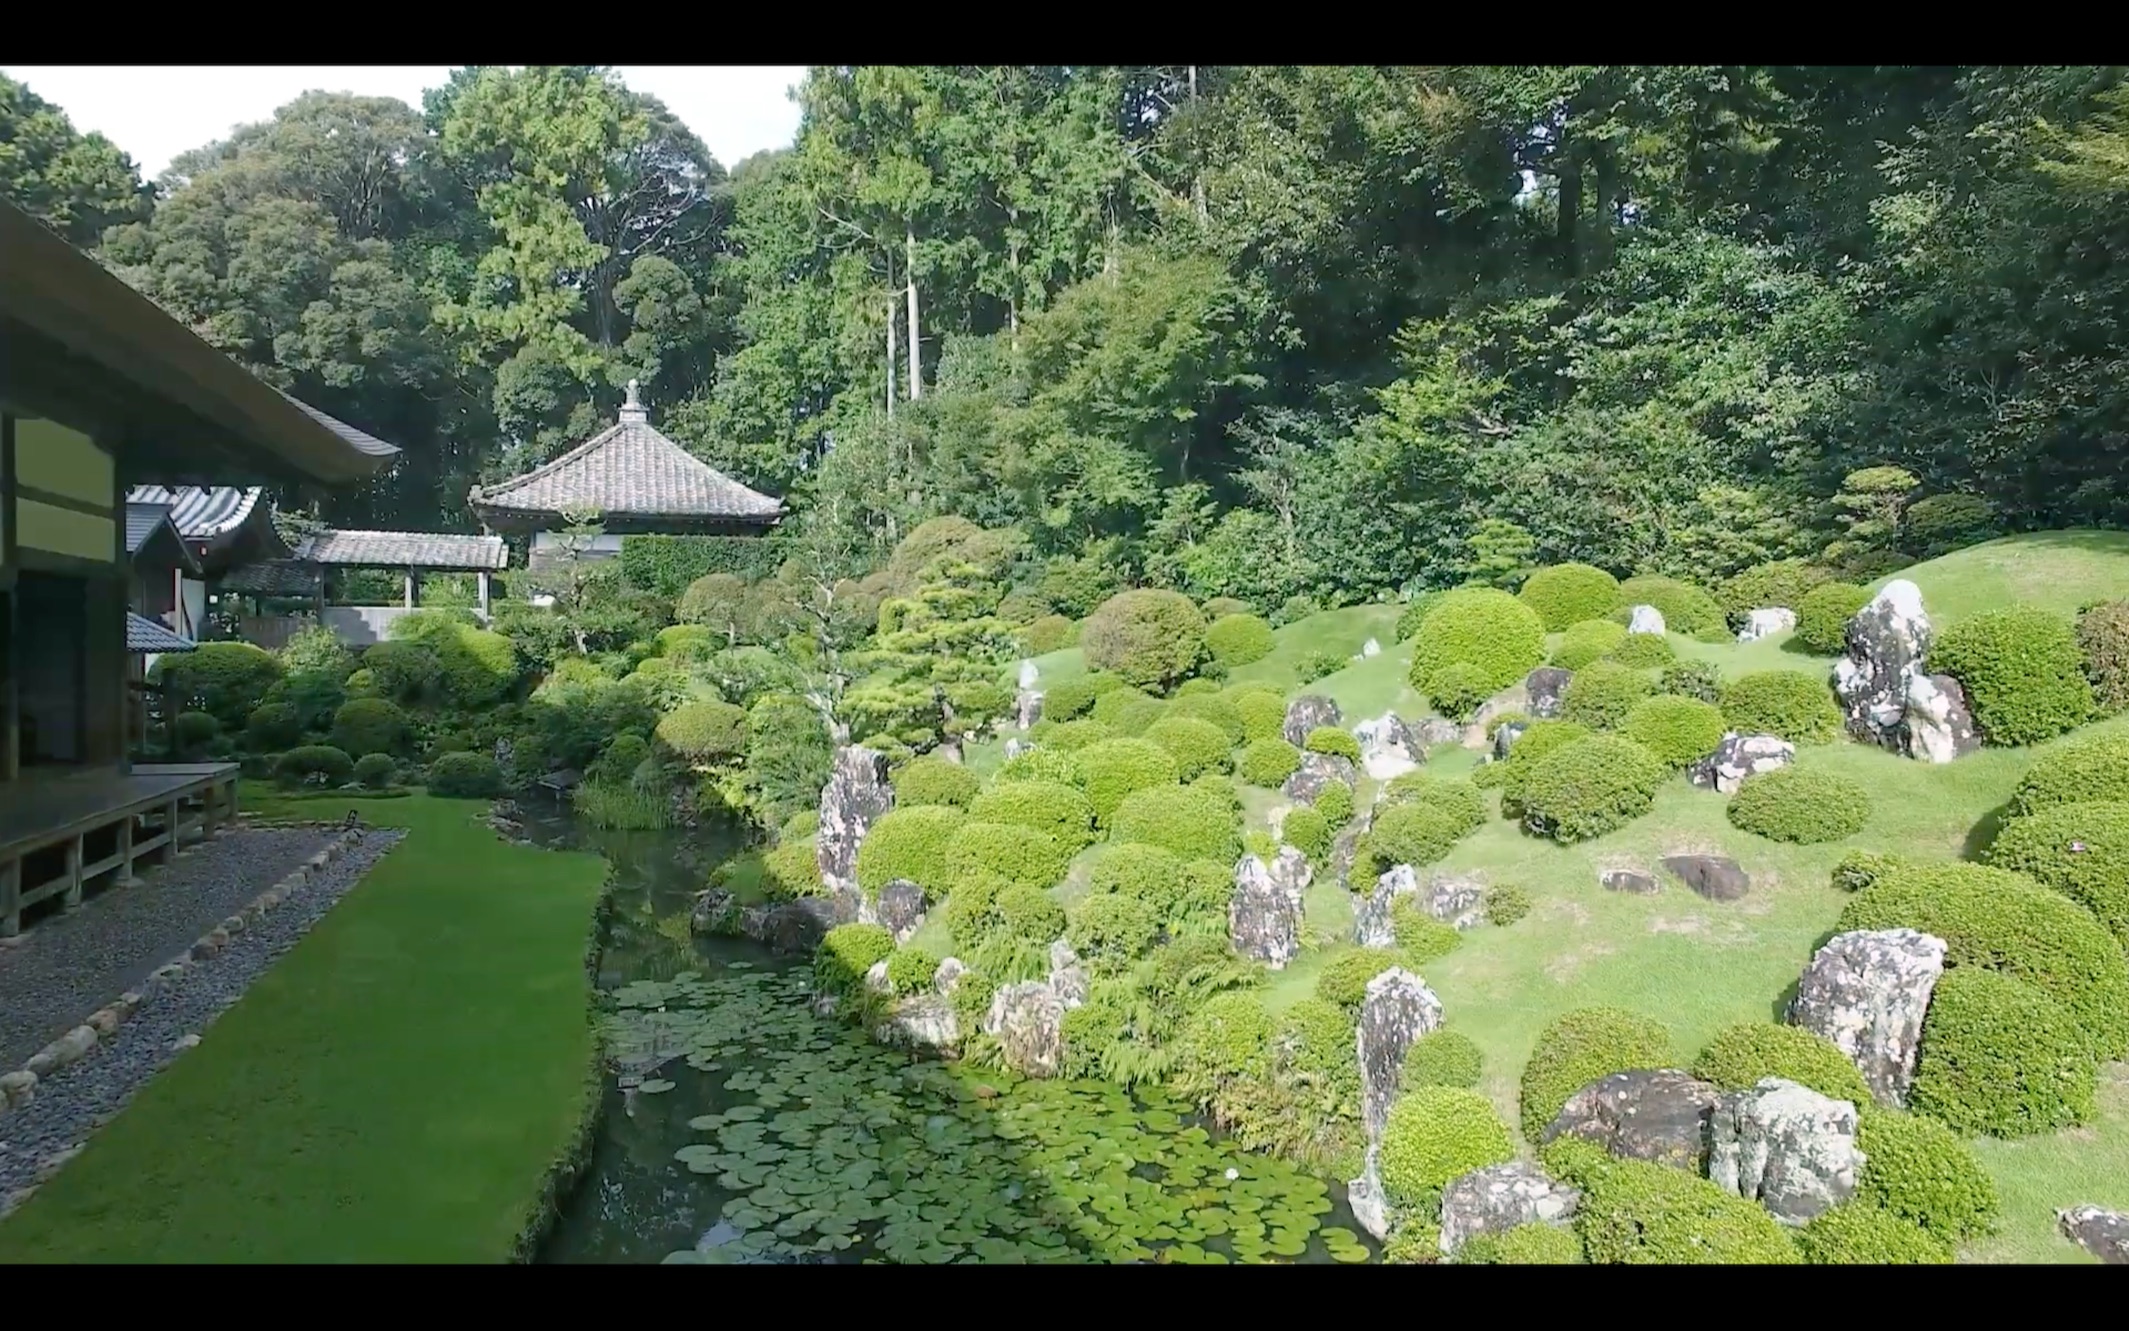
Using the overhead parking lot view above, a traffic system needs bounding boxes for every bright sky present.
[2,66,807,182]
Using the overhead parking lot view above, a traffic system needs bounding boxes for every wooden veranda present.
[0,763,239,936]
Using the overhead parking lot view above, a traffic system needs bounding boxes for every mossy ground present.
[0,788,609,1262]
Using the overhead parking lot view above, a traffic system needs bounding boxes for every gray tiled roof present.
[126,612,195,654]
[125,502,174,553]
[292,529,509,572]
[125,485,264,539]
[470,410,782,524]
[276,392,400,460]
[219,560,316,596]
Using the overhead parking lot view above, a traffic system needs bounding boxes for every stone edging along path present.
[0,820,401,1217]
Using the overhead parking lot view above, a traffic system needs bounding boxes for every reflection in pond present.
[533,810,1377,1264]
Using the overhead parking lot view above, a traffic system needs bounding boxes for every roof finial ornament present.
[620,377,648,425]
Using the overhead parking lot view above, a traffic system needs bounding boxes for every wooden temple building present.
[0,198,395,935]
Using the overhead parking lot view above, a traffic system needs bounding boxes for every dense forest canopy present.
[8,64,2129,601]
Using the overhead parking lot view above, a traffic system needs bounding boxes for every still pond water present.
[533,813,1379,1265]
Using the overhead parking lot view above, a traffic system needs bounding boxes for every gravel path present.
[0,827,337,1070]
[0,829,404,1202]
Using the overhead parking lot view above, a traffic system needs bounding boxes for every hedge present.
[245,702,302,752]
[1984,800,2129,946]
[1358,802,1468,878]
[1378,1086,1518,1212]
[1518,735,1666,843]
[1690,1023,1873,1105]
[654,699,749,763]
[330,698,409,758]
[352,753,397,790]
[1519,563,1623,631]
[1726,767,1872,844]
[1552,619,1627,671]
[1794,582,1872,654]
[621,533,784,596]
[1907,967,2097,1137]
[815,923,896,998]
[154,641,284,727]
[1236,738,1304,789]
[1719,669,1843,745]
[943,821,1073,893]
[2006,731,2129,816]
[1381,772,1488,837]
[968,781,1098,855]
[1795,1204,1953,1265]
[1614,575,1728,641]
[1076,738,1182,822]
[1205,613,1276,667]
[1082,589,1209,691]
[1931,607,2096,746]
[1065,892,1161,975]
[1561,660,1654,731]
[1620,694,1727,768]
[1110,783,1242,865]
[275,744,354,788]
[1519,1007,1673,1141]
[1573,1153,1800,1264]
[1230,689,1288,744]
[1485,719,1593,807]
[855,805,967,894]
[1145,715,1234,780]
[891,756,983,808]
[360,639,442,704]
[1408,587,1547,700]
[1426,662,1495,722]
[1402,1030,1484,1090]
[996,746,1086,790]
[2075,599,2129,713]
[429,751,503,798]
[1852,1110,2000,1241]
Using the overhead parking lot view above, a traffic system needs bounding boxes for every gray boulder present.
[1015,688,1044,731]
[1708,1078,1863,1226]
[1048,940,1091,1009]
[1354,712,1423,780]
[1361,637,1383,658]
[982,982,1069,1078]
[875,879,929,944]
[1427,873,1487,931]
[1463,683,1531,750]
[1283,695,1343,747]
[1267,844,1313,900]
[1737,608,1797,644]
[1003,737,1032,761]
[1348,1144,1393,1243]
[1599,868,1659,895]
[1525,667,1574,720]
[1628,605,1666,636]
[1492,720,1528,762]
[1788,928,1947,1109]
[2058,1205,2129,1264]
[1437,1162,1581,1257]
[1284,751,1358,804]
[1688,732,1796,795]
[1416,717,1463,747]
[1358,968,1445,1139]
[1904,672,1982,763]
[1328,799,1376,889]
[933,956,967,995]
[1660,854,1750,903]
[876,995,958,1052]
[816,745,893,897]
[1542,1069,1722,1173]
[1833,579,1932,751]
[1354,864,1419,948]
[1230,854,1305,968]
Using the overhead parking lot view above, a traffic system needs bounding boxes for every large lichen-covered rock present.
[1354,712,1423,780]
[1688,732,1795,795]
[1437,1161,1581,1257]
[1787,928,1947,1108]
[1542,1069,1722,1173]
[1833,579,1932,752]
[816,745,893,898]
[875,995,959,1052]
[1427,874,1487,931]
[1660,854,1750,903]
[1048,939,1090,1009]
[1492,720,1528,762]
[875,879,929,944]
[1708,1078,1863,1226]
[1354,864,1419,948]
[1230,853,1305,968]
[1283,694,1342,747]
[1525,667,1573,721]
[1737,608,1797,643]
[1347,968,1445,1241]
[983,981,1069,1078]
[692,888,854,955]
[1329,794,1378,889]
[1903,672,1981,764]
[2058,1205,2129,1264]
[1284,751,1358,803]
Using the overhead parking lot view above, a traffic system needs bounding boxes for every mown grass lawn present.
[0,787,608,1264]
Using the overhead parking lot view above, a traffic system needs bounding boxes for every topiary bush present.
[1691,1023,1873,1105]
[1720,558,1833,623]
[1167,692,1246,744]
[943,821,1072,893]
[274,744,354,788]
[1931,607,2096,746]
[993,882,1068,943]
[1315,779,1356,829]
[1984,800,2129,946]
[358,639,442,705]
[815,923,896,998]
[891,756,983,808]
[1381,772,1488,837]
[1040,719,1113,752]
[1202,596,1252,619]
[1235,737,1303,789]
[1796,1204,1952,1265]
[1402,1030,1484,1090]
[1620,695,1727,769]
[1083,844,1229,930]
[171,709,220,752]
[1110,783,1241,864]
[1230,688,1287,744]
[153,641,284,728]
[2075,599,2129,713]
[1076,737,1181,823]
[330,698,408,758]
[1089,685,1157,729]
[1518,735,1666,843]
[1853,1110,2000,1241]
[1838,861,2129,1058]
[1304,726,1361,763]
[1726,767,1871,844]
[429,751,503,798]
[1520,1007,1674,1141]
[1615,575,1728,641]
[352,753,397,790]
[1561,660,1654,731]
[1794,582,1873,654]
[1204,613,1276,668]
[1552,619,1627,670]
[1454,1222,1586,1265]
[1358,802,1468,877]
[1519,563,1623,632]
[1082,589,1209,691]
[244,702,301,752]
[1408,587,1547,702]
[1172,992,1277,1105]
[1377,1086,1518,1212]
[1659,658,1724,705]
[1043,673,1122,722]
[1021,614,1080,656]
[1065,892,1160,975]
[1425,662,1495,722]
[654,700,748,763]
[1903,492,1998,559]
[1486,719,1594,806]
[1830,849,1907,893]
[996,746,1085,790]
[1314,949,1394,1011]
[968,781,1098,855]
[884,945,941,996]
[1719,669,1843,745]
[1606,631,1676,669]
[1907,967,2097,1137]
[855,805,967,894]
[1282,804,1331,862]
[1145,715,1233,781]
[1571,1155,1801,1265]
[2006,732,2129,816]
[1392,901,1464,963]
[1485,884,1532,926]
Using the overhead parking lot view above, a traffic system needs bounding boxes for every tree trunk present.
[1557,149,1583,278]
[1189,66,1208,229]
[905,226,923,401]
[885,284,897,420]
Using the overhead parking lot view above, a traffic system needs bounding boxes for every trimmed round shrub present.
[1402,1030,1484,1090]
[943,821,1071,893]
[1089,685,1157,729]
[885,945,941,995]
[2075,599,2129,713]
[1573,1155,1801,1264]
[1204,613,1276,668]
[1021,614,1079,656]
[968,781,1097,854]
[1659,658,1724,705]
[1076,738,1181,822]
[1043,673,1122,722]
[1831,849,1907,893]
[1854,1110,2000,1240]
[1392,901,1464,963]
[1691,1023,1873,1104]
[270,669,350,732]
[1838,861,2129,1058]
[1315,779,1356,829]
[274,744,354,788]
[1041,719,1113,752]
[1487,719,1594,805]
[1083,589,1209,691]
[1395,591,1443,643]
[1173,992,1277,1098]
[1145,715,1232,781]
[1230,689,1287,744]
[994,882,1067,943]
[1797,1204,1952,1265]
[1304,726,1361,763]
[153,641,284,728]
[1295,648,1345,684]
[996,746,1085,789]
[1931,607,2096,746]
[1377,1086,1518,1210]
[352,753,397,790]
[1167,693,1246,744]
[1282,804,1331,862]
[1314,949,1394,1010]
[1203,596,1252,619]
[815,923,895,997]
[1615,575,1727,640]
[1176,678,1218,697]
[330,698,409,758]
[1520,563,1623,631]
[1065,892,1160,974]
[1426,662,1495,722]
[1358,802,1468,877]
[1794,582,1872,654]
[1485,885,1532,926]
[1720,559,1834,622]
[1904,492,1998,558]
[1455,1223,1585,1265]
[1985,800,2129,946]
[1520,1007,1674,1141]
[244,702,301,752]
[942,869,1012,942]
[654,700,748,763]
[1235,737,1303,789]
[1111,783,1241,864]
[891,756,983,808]
[855,805,966,894]
[1552,619,1627,670]
[1381,772,1488,836]
[1726,767,1872,844]
[1561,660,1654,731]
[2007,732,2129,816]
[761,840,821,899]
[1408,587,1547,700]
[1620,695,1727,769]
[429,751,503,799]
[359,639,443,704]
[1606,631,1675,669]
[172,710,220,750]
[1908,967,2097,1137]
[1719,669,1843,745]
[1518,735,1666,843]
[1085,844,1229,929]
